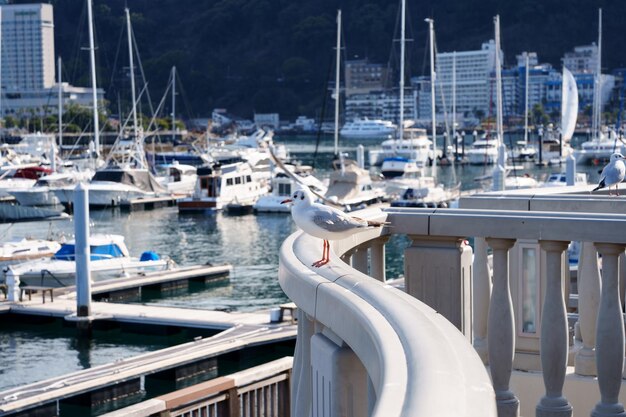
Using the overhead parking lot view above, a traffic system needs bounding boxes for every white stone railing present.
[279,198,626,417]
[278,207,496,417]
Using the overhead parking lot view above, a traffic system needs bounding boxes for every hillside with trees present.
[19,0,626,122]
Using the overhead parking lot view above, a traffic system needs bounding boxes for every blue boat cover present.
[53,243,125,261]
[140,251,160,261]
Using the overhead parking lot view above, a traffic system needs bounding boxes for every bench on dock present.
[279,302,298,324]
[20,286,54,303]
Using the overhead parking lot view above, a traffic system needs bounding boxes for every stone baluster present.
[536,240,572,417]
[592,243,626,417]
[370,236,390,282]
[473,237,491,364]
[575,242,601,376]
[352,246,369,274]
[486,238,519,417]
[292,310,314,417]
[620,251,626,312]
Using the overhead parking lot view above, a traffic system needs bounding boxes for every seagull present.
[281,188,387,267]
[592,152,626,196]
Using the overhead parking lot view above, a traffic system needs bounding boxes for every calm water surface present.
[0,135,605,392]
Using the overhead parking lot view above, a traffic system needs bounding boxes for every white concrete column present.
[575,242,601,376]
[486,237,519,417]
[292,310,314,417]
[620,251,626,312]
[592,243,626,417]
[352,246,369,275]
[370,236,390,282]
[473,237,491,363]
[311,333,367,417]
[536,240,572,417]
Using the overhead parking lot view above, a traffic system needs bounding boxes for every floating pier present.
[119,195,180,212]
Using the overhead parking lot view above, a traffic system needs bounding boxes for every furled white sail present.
[561,67,578,142]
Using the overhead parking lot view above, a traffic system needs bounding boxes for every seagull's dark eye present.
[300,194,304,200]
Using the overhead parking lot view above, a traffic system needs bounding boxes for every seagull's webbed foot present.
[312,240,330,268]
[312,258,329,268]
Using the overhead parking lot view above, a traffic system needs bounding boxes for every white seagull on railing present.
[592,152,626,196]
[281,188,387,267]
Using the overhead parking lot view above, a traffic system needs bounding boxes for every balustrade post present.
[292,310,314,417]
[486,237,519,417]
[536,240,572,417]
[370,236,390,282]
[473,237,491,364]
[575,242,601,376]
[352,246,369,274]
[592,243,626,417]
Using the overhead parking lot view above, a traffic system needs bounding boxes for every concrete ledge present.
[97,398,165,417]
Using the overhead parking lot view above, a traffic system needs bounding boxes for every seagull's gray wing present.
[311,207,366,233]
[603,161,625,186]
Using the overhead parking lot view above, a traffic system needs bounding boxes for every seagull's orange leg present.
[313,240,330,267]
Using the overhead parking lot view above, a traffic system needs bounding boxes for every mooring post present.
[74,183,92,320]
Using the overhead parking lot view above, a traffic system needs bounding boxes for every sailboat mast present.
[494,15,504,147]
[592,8,602,140]
[426,18,436,176]
[55,57,61,173]
[125,8,138,139]
[398,0,406,141]
[87,0,100,158]
[171,66,176,142]
[524,53,529,144]
[452,51,456,146]
[333,10,341,157]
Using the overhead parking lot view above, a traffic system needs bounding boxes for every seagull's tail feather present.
[592,179,606,192]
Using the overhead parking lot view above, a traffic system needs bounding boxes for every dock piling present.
[74,183,92,320]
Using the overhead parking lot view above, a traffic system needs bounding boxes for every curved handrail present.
[278,207,496,417]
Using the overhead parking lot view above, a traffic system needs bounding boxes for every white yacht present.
[178,161,269,212]
[8,234,170,287]
[9,170,94,206]
[253,166,327,213]
[324,159,386,210]
[574,130,626,165]
[0,238,61,267]
[370,128,435,168]
[155,162,197,196]
[466,136,501,165]
[386,170,460,208]
[339,118,397,139]
[541,171,588,187]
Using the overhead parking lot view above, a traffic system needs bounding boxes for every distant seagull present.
[592,152,626,196]
[281,188,387,267]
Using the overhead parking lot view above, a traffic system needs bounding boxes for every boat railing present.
[279,187,626,416]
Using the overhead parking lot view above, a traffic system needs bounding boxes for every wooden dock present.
[0,300,296,416]
[120,195,180,212]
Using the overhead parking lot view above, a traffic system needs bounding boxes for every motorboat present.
[369,127,435,168]
[7,234,170,287]
[386,171,460,208]
[0,166,53,198]
[155,162,197,196]
[0,237,61,267]
[178,161,270,212]
[574,130,626,165]
[253,166,327,213]
[466,136,501,165]
[540,171,588,187]
[324,158,386,210]
[339,118,397,139]
[9,169,94,206]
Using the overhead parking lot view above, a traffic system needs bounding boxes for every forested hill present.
[23,0,626,120]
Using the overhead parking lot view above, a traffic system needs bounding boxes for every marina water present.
[0,134,606,393]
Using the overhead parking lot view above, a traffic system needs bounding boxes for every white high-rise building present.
[1,3,55,90]
[0,3,103,118]
[435,40,500,119]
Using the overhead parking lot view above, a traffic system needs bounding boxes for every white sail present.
[560,67,578,142]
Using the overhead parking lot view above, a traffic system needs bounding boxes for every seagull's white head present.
[610,153,625,162]
[280,187,315,207]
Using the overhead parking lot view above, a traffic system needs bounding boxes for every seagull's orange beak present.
[280,199,293,204]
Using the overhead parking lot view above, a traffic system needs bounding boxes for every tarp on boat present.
[91,168,166,193]
[0,204,68,223]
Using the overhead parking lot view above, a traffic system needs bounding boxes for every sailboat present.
[387,18,460,208]
[379,0,434,179]
[53,6,167,208]
[574,9,626,164]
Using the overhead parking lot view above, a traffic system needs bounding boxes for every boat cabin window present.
[246,175,252,183]
[235,177,242,185]
[53,243,125,261]
[226,178,233,186]
[278,183,291,196]
[169,168,181,182]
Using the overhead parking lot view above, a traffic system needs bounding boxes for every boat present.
[0,238,61,267]
[0,166,53,198]
[541,171,588,187]
[574,10,626,165]
[387,170,460,208]
[339,118,397,139]
[7,234,170,287]
[154,162,197,196]
[253,166,327,213]
[9,170,94,206]
[324,158,386,210]
[467,135,500,165]
[178,161,269,212]
[374,127,436,172]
